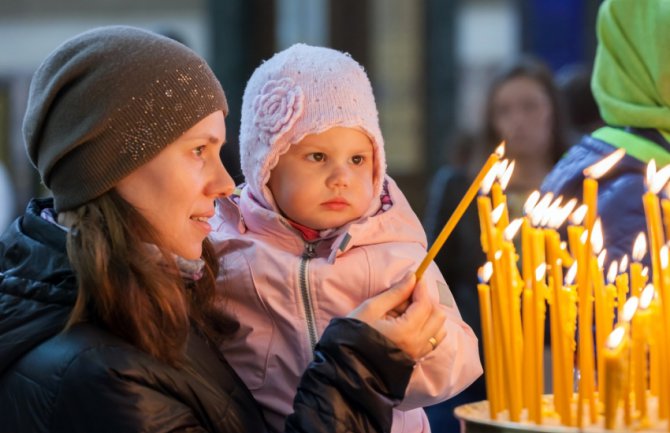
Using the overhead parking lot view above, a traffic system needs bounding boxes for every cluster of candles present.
[418,143,670,430]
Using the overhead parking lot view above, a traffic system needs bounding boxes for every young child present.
[211,44,482,433]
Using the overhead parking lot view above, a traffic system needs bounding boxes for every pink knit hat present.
[239,43,386,209]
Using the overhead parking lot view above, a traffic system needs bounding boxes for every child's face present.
[268,127,375,230]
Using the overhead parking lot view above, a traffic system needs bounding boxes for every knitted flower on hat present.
[239,43,386,210]
[253,78,304,146]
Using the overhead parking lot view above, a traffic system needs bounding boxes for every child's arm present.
[396,261,483,410]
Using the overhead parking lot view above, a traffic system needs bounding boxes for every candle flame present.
[535,263,547,281]
[494,250,503,261]
[504,218,523,241]
[500,161,515,190]
[597,249,607,269]
[606,326,626,349]
[560,241,568,251]
[531,193,554,226]
[545,196,564,228]
[640,284,654,309]
[570,204,588,226]
[491,203,505,225]
[650,163,670,194]
[642,266,649,278]
[622,296,639,322]
[565,262,578,285]
[607,260,618,284]
[646,159,657,189]
[478,262,493,283]
[661,245,668,269]
[633,232,648,261]
[552,198,577,229]
[494,142,505,158]
[619,254,629,273]
[591,218,604,253]
[523,191,541,216]
[583,148,626,179]
[480,162,498,195]
[580,230,589,246]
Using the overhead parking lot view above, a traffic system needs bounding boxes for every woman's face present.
[491,76,553,159]
[115,110,234,259]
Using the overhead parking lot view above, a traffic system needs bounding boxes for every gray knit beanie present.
[23,25,228,212]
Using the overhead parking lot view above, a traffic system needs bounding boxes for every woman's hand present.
[348,272,447,360]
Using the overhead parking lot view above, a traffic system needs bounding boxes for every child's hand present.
[348,272,447,360]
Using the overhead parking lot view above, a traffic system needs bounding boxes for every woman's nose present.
[211,161,236,198]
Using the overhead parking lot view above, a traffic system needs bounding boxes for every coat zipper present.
[299,242,319,354]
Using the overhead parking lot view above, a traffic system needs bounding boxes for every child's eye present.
[351,155,364,165]
[307,152,326,162]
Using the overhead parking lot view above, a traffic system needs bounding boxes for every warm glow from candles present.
[633,233,648,261]
[583,148,626,179]
[622,296,639,323]
[565,262,577,285]
[524,191,541,216]
[503,218,523,241]
[607,261,618,284]
[570,204,588,226]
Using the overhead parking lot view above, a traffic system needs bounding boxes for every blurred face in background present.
[491,75,553,160]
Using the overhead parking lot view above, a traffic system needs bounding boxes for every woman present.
[482,56,568,214]
[0,26,446,433]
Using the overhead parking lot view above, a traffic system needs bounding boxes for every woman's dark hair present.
[61,189,232,366]
[483,55,569,164]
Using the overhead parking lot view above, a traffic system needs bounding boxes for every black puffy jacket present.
[0,198,414,433]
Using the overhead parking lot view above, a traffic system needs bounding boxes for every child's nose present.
[327,164,351,188]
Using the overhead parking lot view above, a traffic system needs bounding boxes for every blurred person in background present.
[542,0,669,267]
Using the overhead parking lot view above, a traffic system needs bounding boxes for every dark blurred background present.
[0,0,600,230]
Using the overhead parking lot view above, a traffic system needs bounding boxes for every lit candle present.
[630,233,647,299]
[642,160,666,297]
[633,284,654,425]
[603,326,629,430]
[477,263,499,418]
[491,159,513,230]
[620,296,638,427]
[616,255,630,319]
[416,143,504,280]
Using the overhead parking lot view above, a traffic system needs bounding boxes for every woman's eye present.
[307,153,325,162]
[351,155,364,165]
[194,145,206,157]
